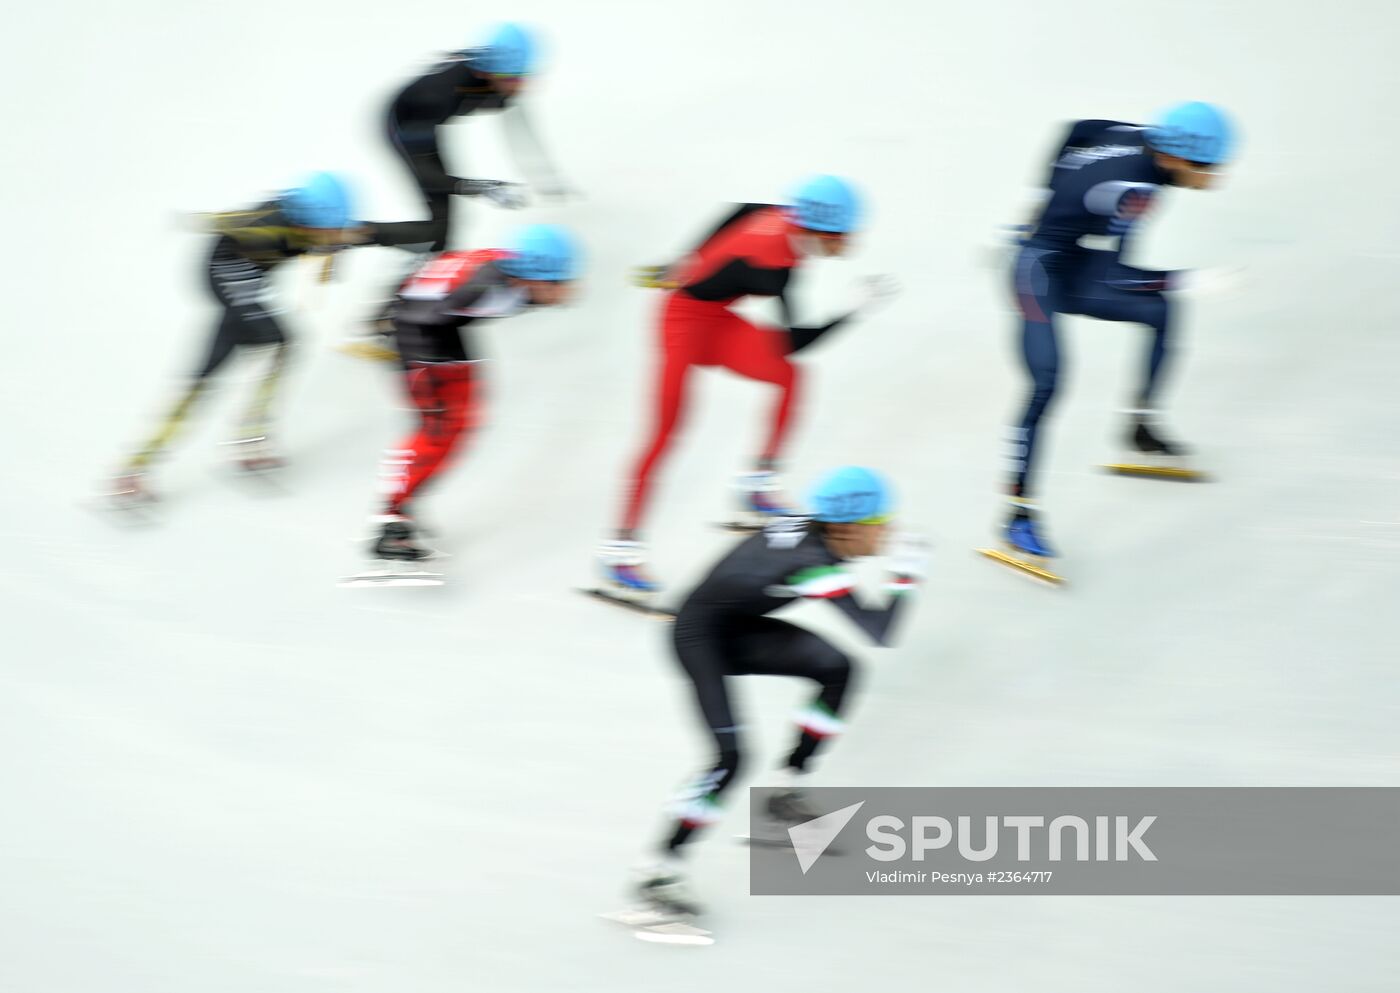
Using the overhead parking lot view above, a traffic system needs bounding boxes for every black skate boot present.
[602,860,713,943]
[1129,419,1189,459]
[373,518,432,562]
[746,788,847,853]
[339,517,445,587]
[635,865,704,919]
[1103,412,1207,481]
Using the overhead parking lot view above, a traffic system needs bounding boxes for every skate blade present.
[735,832,847,855]
[349,527,447,555]
[1102,461,1209,481]
[348,540,450,561]
[234,463,285,477]
[600,909,713,945]
[226,463,289,492]
[85,496,162,528]
[715,521,763,534]
[580,588,675,619]
[976,547,1065,585]
[336,341,400,363]
[339,567,445,588]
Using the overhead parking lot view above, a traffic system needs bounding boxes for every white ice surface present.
[3,1,1399,990]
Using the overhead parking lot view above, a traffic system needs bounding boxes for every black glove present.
[453,178,527,209]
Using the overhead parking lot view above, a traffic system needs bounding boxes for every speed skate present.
[1104,419,1209,481]
[599,906,713,945]
[976,545,1065,585]
[1101,453,1210,482]
[339,524,446,587]
[338,561,446,588]
[579,587,676,619]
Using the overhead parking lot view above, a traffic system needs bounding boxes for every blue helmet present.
[282,172,354,229]
[498,224,580,281]
[473,22,537,76]
[1146,101,1235,164]
[807,466,893,524]
[789,174,862,233]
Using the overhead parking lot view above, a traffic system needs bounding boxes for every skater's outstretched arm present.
[205,209,298,254]
[1103,263,1173,292]
[500,100,568,196]
[364,222,442,250]
[1079,181,1172,291]
[828,588,910,647]
[782,277,852,354]
[806,531,928,645]
[783,564,911,647]
[784,275,900,354]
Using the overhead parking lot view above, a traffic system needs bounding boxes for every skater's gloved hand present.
[639,257,692,289]
[886,532,932,583]
[851,274,902,318]
[1166,265,1247,297]
[535,177,583,203]
[483,182,528,210]
[455,179,528,209]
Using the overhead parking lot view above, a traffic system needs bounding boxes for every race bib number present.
[401,254,477,301]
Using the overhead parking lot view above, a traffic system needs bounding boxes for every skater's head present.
[497,224,581,304]
[281,172,356,235]
[808,466,893,559]
[468,22,537,96]
[1145,101,1235,190]
[787,175,862,257]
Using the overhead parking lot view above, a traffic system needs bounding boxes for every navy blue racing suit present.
[1009,120,1178,497]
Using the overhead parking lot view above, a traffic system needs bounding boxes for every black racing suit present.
[196,203,320,376]
[375,52,510,253]
[663,517,911,851]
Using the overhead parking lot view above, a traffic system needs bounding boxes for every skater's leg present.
[193,309,246,380]
[233,337,292,441]
[711,313,800,468]
[381,363,479,515]
[124,378,210,473]
[1008,248,1063,501]
[618,301,702,536]
[661,622,747,854]
[122,303,246,472]
[372,114,455,253]
[202,254,293,454]
[1073,284,1173,408]
[1069,284,1192,461]
[1139,298,1171,408]
[405,365,478,490]
[381,365,442,514]
[728,617,856,774]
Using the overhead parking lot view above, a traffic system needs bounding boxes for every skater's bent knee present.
[807,642,853,681]
[713,744,742,792]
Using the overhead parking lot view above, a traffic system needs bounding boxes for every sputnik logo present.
[790,801,865,874]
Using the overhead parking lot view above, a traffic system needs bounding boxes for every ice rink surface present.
[3,0,1399,989]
